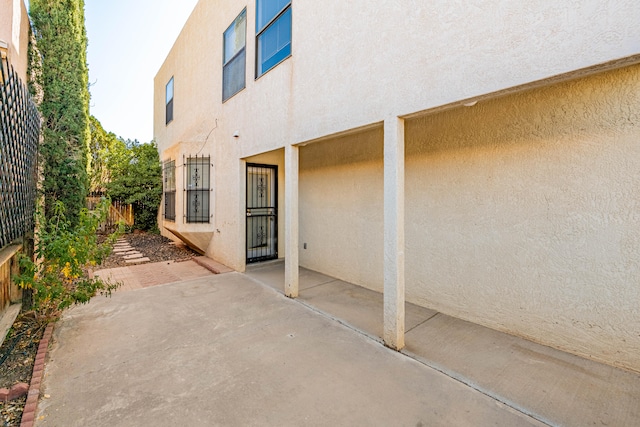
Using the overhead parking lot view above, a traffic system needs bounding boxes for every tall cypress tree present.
[30,0,90,226]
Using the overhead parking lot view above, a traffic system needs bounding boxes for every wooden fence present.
[87,196,134,232]
[0,244,22,314]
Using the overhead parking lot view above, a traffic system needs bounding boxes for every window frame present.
[255,0,292,78]
[223,8,247,102]
[163,159,176,221]
[165,77,174,125]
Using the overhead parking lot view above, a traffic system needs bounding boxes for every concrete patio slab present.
[247,262,640,427]
[404,313,640,426]
[299,279,436,340]
[245,260,335,292]
[35,274,542,427]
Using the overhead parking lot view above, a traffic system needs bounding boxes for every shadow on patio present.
[245,260,640,427]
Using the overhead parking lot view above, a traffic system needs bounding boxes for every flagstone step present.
[125,257,151,264]
[113,240,151,264]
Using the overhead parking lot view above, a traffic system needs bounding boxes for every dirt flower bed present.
[0,314,46,426]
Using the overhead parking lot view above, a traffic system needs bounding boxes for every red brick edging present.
[20,322,54,427]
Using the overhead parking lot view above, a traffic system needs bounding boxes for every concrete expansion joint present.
[399,348,554,427]
[298,279,339,291]
[405,312,440,333]
[295,299,384,346]
[250,272,554,425]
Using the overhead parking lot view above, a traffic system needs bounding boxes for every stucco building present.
[0,0,30,80]
[154,0,640,372]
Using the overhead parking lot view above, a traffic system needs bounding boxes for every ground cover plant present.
[14,199,122,321]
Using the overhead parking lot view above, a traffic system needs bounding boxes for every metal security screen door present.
[246,164,277,263]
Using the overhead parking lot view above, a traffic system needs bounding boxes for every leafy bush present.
[106,140,162,232]
[13,199,122,321]
[30,0,91,227]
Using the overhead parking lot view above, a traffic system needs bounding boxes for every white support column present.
[383,116,405,350]
[284,144,299,298]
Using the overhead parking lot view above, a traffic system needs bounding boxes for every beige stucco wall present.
[402,65,640,372]
[0,0,30,81]
[296,64,640,371]
[299,127,384,289]
[154,0,640,370]
[155,0,640,159]
[154,1,640,266]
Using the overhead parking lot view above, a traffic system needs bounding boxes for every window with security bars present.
[223,9,246,101]
[185,156,210,223]
[163,160,176,220]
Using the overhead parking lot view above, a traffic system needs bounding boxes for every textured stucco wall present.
[154,1,640,369]
[299,127,384,289]
[405,64,640,372]
[154,0,640,262]
[289,0,640,144]
[155,0,640,158]
[0,0,30,81]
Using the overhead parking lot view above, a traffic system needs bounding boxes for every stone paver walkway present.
[111,238,150,265]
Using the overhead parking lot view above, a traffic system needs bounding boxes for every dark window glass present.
[223,9,247,101]
[256,0,291,77]
[163,160,176,220]
[165,77,174,124]
[256,0,290,31]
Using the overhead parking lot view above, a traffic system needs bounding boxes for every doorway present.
[246,164,278,263]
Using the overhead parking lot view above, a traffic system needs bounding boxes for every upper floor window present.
[223,9,247,101]
[256,0,291,78]
[165,77,174,124]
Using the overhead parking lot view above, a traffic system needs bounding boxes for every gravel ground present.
[0,315,45,426]
[99,232,199,269]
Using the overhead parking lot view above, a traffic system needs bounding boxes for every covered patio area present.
[245,260,640,427]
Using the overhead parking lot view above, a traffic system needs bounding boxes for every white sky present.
[84,0,199,142]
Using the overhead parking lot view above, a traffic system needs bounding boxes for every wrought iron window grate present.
[0,57,40,249]
[163,159,176,220]
[184,155,211,223]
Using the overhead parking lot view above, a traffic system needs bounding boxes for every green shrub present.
[13,199,122,321]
